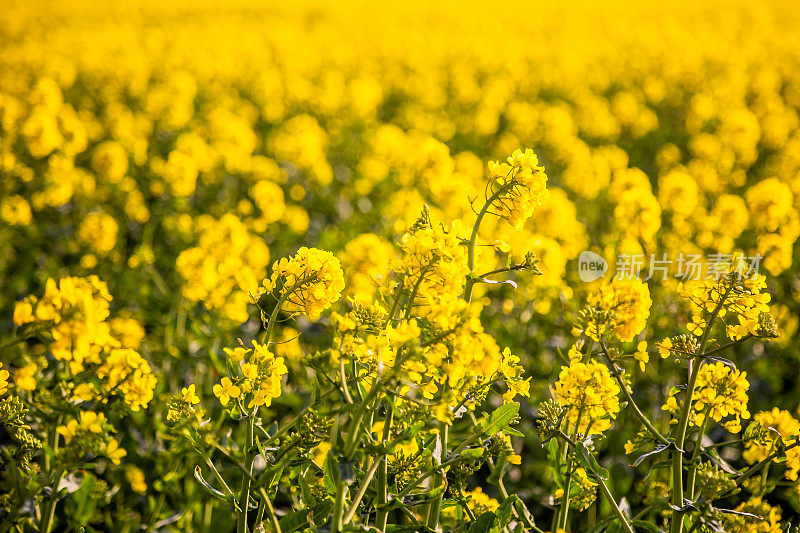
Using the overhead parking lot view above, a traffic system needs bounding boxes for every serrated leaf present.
[481,403,519,437]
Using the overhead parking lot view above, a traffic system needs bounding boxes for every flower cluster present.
[13,276,113,370]
[393,214,469,312]
[743,408,800,481]
[176,213,271,323]
[552,360,621,434]
[678,256,773,341]
[259,247,345,319]
[11,277,157,411]
[338,233,395,302]
[555,467,597,511]
[662,361,750,433]
[217,340,288,410]
[56,412,126,466]
[487,148,549,229]
[574,278,652,342]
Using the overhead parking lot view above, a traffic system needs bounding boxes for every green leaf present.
[468,511,496,533]
[64,474,96,527]
[575,441,609,480]
[487,455,507,486]
[278,500,333,532]
[480,402,519,437]
[193,466,233,502]
[495,495,518,527]
[323,451,337,496]
[504,427,525,438]
[298,472,317,506]
[461,448,485,460]
[631,520,665,532]
[546,438,566,489]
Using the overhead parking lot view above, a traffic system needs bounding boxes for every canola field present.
[1,1,800,532]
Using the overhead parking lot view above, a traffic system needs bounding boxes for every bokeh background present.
[1,0,799,529]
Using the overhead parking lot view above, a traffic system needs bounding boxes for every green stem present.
[716,438,800,500]
[39,418,63,533]
[404,264,433,319]
[343,458,381,524]
[600,342,669,445]
[556,400,586,531]
[237,415,256,533]
[456,488,477,521]
[238,288,293,533]
[463,185,510,304]
[39,471,63,533]
[330,480,348,533]
[426,422,448,530]
[685,406,712,501]
[670,280,733,533]
[556,457,574,531]
[375,404,393,532]
[262,494,282,533]
[596,474,635,533]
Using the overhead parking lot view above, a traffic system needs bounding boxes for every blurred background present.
[1,0,799,529]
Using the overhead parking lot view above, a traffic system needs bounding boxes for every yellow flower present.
[743,408,800,481]
[176,214,270,323]
[394,217,469,312]
[260,247,345,319]
[12,300,36,326]
[248,389,271,408]
[662,362,750,433]
[0,195,33,226]
[105,439,127,465]
[213,377,241,406]
[578,278,652,342]
[553,360,621,434]
[78,212,119,255]
[487,148,549,229]
[657,338,673,358]
[56,411,107,444]
[388,319,421,346]
[634,341,649,371]
[13,362,37,391]
[338,233,395,302]
[242,363,258,380]
[126,466,147,494]
[180,384,200,405]
[224,346,251,362]
[0,364,10,395]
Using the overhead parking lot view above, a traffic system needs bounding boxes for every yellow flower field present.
[1,0,799,531]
